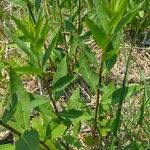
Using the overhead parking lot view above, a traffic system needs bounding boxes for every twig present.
[93,57,104,138]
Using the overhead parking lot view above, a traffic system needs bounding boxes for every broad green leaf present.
[67,88,84,110]
[52,75,76,92]
[52,56,67,85]
[112,85,142,104]
[0,144,15,150]
[42,27,60,66]
[31,116,46,140]
[79,53,98,93]
[51,124,67,139]
[60,109,83,119]
[16,129,39,150]
[30,94,49,109]
[94,0,110,34]
[39,103,56,125]
[85,17,107,50]
[2,68,19,122]
[114,2,144,35]
[4,69,32,131]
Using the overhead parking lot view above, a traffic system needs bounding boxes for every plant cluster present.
[0,0,149,150]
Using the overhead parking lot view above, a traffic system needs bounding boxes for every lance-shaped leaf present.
[85,17,107,50]
[12,17,35,42]
[16,129,39,150]
[52,56,67,85]
[3,68,32,131]
[94,0,110,34]
[42,27,60,66]
[114,2,144,35]
[2,68,20,123]
[52,75,76,92]
[35,20,49,56]
[110,0,128,33]
[5,28,35,59]
[79,53,98,93]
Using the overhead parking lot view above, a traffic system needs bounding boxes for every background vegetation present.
[0,0,150,149]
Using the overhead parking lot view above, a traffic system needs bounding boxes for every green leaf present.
[114,2,144,35]
[64,135,81,148]
[52,75,76,92]
[52,56,67,85]
[39,103,56,125]
[42,27,60,66]
[80,43,98,67]
[2,68,19,123]
[15,66,42,75]
[16,129,39,150]
[0,144,15,150]
[85,17,107,50]
[35,21,49,56]
[110,0,128,33]
[51,124,67,139]
[112,85,142,104]
[31,116,46,140]
[94,0,110,34]
[30,94,49,109]
[67,88,84,110]
[4,69,32,131]
[60,109,83,119]
[12,17,35,42]
[69,35,79,57]
[5,28,35,59]
[79,53,98,93]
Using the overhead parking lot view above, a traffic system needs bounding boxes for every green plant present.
[0,0,149,149]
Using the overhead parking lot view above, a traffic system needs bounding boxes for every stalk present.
[42,73,59,114]
[110,45,132,149]
[93,56,104,138]
[0,120,50,150]
[56,0,68,54]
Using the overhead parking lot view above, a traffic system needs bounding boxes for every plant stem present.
[43,73,59,114]
[93,57,104,138]
[110,46,132,149]
[0,120,50,150]
[56,0,68,54]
